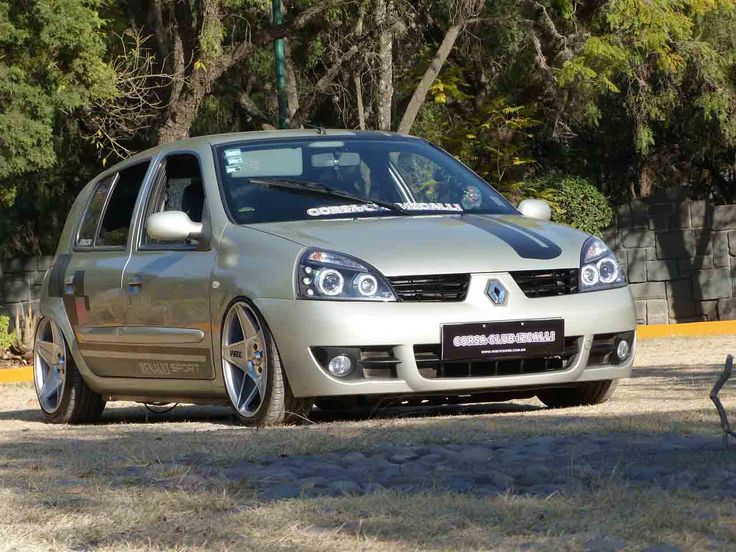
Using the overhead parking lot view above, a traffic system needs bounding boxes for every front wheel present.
[221,300,311,426]
[536,380,617,409]
[33,317,106,424]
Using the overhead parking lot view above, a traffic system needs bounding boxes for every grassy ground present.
[1,336,736,551]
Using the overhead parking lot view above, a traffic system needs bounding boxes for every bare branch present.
[291,43,363,128]
[86,30,175,161]
[711,354,736,447]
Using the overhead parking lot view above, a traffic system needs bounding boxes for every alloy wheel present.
[222,302,268,417]
[33,318,67,414]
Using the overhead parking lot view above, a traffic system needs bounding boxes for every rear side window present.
[76,161,150,248]
[97,163,149,246]
[77,176,115,247]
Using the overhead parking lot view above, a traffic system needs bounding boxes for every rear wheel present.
[221,300,311,426]
[536,380,617,409]
[33,318,105,424]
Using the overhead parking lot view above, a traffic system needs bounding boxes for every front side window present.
[142,154,206,247]
[76,161,150,248]
[216,137,515,224]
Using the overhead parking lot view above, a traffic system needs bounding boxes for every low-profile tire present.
[536,380,618,409]
[34,317,106,424]
[221,300,312,426]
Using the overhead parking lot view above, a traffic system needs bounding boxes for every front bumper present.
[256,273,637,398]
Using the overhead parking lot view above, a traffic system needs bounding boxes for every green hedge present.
[516,175,613,236]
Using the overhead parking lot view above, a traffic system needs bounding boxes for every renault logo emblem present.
[486,279,508,305]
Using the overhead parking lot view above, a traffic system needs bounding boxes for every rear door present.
[62,161,151,376]
[121,152,216,380]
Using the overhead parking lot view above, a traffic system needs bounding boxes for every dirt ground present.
[1,336,736,551]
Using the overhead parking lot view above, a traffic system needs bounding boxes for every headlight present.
[296,249,396,301]
[579,237,626,292]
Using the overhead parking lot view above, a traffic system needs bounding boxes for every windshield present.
[215,136,517,224]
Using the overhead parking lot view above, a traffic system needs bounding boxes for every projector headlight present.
[296,249,396,301]
[579,237,626,292]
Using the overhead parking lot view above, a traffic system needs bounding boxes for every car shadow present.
[0,399,543,425]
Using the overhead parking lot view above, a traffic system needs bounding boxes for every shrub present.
[13,303,36,360]
[517,175,614,236]
[0,315,15,355]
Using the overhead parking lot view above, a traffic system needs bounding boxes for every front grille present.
[414,337,581,379]
[359,346,400,379]
[387,274,470,302]
[510,269,578,298]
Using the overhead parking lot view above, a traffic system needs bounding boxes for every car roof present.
[128,129,419,162]
[91,129,425,186]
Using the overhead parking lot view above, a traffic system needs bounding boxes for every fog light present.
[327,354,353,377]
[616,339,630,360]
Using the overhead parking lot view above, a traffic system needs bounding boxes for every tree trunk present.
[284,39,300,119]
[354,74,366,129]
[157,71,211,144]
[374,0,393,131]
[354,3,366,129]
[397,23,462,135]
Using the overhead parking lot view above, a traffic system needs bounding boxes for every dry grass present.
[1,336,736,551]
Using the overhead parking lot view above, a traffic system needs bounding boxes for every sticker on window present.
[307,204,385,217]
[307,203,463,217]
[398,202,463,212]
[223,147,302,177]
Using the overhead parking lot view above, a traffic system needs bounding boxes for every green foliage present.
[0,315,14,354]
[559,0,736,157]
[518,175,614,235]
[415,92,539,191]
[0,0,114,201]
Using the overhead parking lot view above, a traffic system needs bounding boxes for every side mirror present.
[517,199,552,221]
[146,211,203,242]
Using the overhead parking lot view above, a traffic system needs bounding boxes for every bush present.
[0,315,14,355]
[517,175,614,236]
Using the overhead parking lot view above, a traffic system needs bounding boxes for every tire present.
[536,380,617,409]
[221,300,312,426]
[33,317,106,424]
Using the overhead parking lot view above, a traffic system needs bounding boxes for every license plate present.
[441,319,564,361]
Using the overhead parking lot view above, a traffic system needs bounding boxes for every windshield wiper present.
[246,178,409,216]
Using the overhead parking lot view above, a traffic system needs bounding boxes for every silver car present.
[34,130,636,425]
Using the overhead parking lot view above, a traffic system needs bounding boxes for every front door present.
[121,153,215,380]
[63,161,151,376]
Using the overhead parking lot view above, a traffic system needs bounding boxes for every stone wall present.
[0,256,53,323]
[603,191,736,325]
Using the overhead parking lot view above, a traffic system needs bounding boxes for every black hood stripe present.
[463,216,562,259]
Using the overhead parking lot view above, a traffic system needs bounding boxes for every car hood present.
[251,214,590,276]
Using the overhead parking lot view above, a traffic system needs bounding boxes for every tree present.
[134,0,342,144]
[397,0,484,134]
[0,0,115,201]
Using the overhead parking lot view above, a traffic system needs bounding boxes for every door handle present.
[64,277,75,295]
[127,274,143,294]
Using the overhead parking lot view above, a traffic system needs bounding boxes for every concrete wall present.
[602,190,736,325]
[0,256,53,323]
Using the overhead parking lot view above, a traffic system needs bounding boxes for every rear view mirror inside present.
[311,152,361,168]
